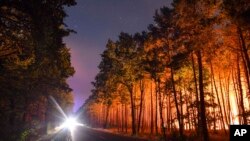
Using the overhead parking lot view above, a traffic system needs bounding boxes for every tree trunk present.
[170,67,183,140]
[238,27,250,77]
[232,69,241,124]
[218,73,229,128]
[128,86,136,135]
[158,79,167,141]
[116,106,119,131]
[155,78,158,135]
[125,103,128,133]
[168,91,172,132]
[210,61,227,133]
[122,104,124,132]
[104,104,111,129]
[236,55,247,124]
[141,99,145,134]
[150,80,154,134]
[137,79,145,133]
[179,87,184,133]
[196,50,209,141]
[225,72,232,125]
[191,52,200,135]
[238,26,250,105]
[210,74,216,133]
[241,50,250,106]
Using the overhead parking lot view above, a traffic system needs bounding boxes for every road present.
[47,126,148,141]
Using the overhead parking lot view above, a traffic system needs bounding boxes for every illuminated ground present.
[44,126,147,141]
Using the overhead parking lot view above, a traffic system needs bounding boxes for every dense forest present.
[0,0,75,140]
[81,0,250,141]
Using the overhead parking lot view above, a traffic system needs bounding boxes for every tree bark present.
[170,67,183,140]
[150,80,154,134]
[125,103,128,133]
[236,55,247,124]
[212,74,226,133]
[218,73,229,128]
[137,79,145,133]
[103,104,111,129]
[191,52,200,135]
[128,86,136,135]
[122,104,124,132]
[196,50,209,141]
[238,27,250,77]
[155,78,158,135]
[158,79,167,141]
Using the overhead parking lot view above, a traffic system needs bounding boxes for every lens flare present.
[61,117,77,131]
[48,96,84,141]
[60,117,84,132]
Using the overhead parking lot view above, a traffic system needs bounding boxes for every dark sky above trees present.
[64,0,172,111]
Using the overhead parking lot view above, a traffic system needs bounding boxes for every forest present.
[81,0,250,141]
[0,0,76,140]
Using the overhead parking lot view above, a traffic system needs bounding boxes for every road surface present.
[47,126,148,141]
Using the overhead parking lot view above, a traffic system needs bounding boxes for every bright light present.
[54,116,84,140]
[47,96,84,141]
[59,117,84,132]
[61,117,78,131]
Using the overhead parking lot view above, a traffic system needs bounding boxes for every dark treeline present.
[0,0,75,140]
[81,0,250,141]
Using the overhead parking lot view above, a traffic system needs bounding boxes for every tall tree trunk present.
[116,107,119,131]
[179,86,184,133]
[141,99,145,134]
[238,26,250,108]
[155,78,158,135]
[170,67,183,140]
[150,80,154,134]
[236,55,247,124]
[238,27,250,77]
[218,73,229,128]
[158,79,167,141]
[210,61,227,134]
[196,51,209,141]
[103,104,111,128]
[122,104,124,132]
[125,103,128,133]
[128,86,136,135]
[137,79,145,133]
[168,91,172,132]
[210,74,216,133]
[191,99,197,131]
[191,52,200,135]
[184,87,190,131]
[241,51,250,106]
[232,69,241,124]
[225,72,232,125]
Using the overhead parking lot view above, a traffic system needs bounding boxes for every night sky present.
[64,0,172,112]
